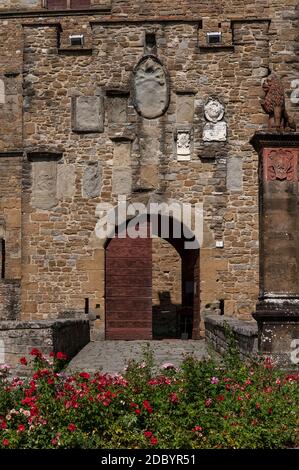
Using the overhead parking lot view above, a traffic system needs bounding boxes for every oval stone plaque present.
[132,56,169,119]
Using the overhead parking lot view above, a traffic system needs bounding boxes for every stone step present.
[66,339,211,375]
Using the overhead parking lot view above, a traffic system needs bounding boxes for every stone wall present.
[0,1,297,339]
[0,155,22,281]
[0,319,90,374]
[0,280,21,320]
[205,314,258,361]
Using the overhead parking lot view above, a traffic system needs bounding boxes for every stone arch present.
[103,206,201,340]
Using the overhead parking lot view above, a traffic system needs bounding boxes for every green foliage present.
[0,348,298,449]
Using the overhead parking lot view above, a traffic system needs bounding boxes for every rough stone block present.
[113,141,131,168]
[57,164,76,199]
[227,156,243,191]
[176,94,194,123]
[31,160,58,210]
[112,167,132,194]
[83,162,101,198]
[72,96,104,133]
[107,96,127,124]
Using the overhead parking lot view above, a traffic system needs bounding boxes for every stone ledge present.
[0,318,88,330]
[205,314,258,336]
[0,8,111,19]
[0,319,90,374]
[204,314,258,360]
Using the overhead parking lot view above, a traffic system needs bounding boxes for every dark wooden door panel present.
[105,225,152,340]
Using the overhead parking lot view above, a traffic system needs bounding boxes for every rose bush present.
[0,348,298,449]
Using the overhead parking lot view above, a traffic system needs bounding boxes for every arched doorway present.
[105,216,200,340]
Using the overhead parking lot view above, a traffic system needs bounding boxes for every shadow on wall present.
[152,291,193,340]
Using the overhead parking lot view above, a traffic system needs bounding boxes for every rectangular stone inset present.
[57,164,76,199]
[107,96,127,124]
[263,148,298,182]
[72,96,104,133]
[112,168,132,195]
[227,156,243,191]
[113,141,131,168]
[176,94,194,123]
[83,162,101,198]
[31,160,58,210]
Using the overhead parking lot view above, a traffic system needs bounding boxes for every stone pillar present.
[250,132,299,368]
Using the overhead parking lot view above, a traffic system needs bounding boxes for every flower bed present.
[0,347,298,449]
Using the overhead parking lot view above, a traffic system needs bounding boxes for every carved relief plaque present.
[263,148,298,182]
[132,56,169,119]
[176,130,191,161]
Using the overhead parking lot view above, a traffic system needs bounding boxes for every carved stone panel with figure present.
[132,56,169,119]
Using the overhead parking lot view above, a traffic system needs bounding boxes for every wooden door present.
[105,232,152,340]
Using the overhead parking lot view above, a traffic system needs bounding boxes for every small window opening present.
[84,298,89,314]
[219,299,225,316]
[206,32,222,45]
[69,34,84,47]
[145,32,156,49]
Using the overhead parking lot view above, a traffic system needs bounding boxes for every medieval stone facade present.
[0,1,298,348]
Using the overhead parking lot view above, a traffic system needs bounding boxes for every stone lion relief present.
[264,148,298,182]
[132,56,169,119]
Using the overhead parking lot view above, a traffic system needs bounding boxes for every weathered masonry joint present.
[0,0,298,370]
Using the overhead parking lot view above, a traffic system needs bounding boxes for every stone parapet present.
[204,314,258,360]
[0,319,90,374]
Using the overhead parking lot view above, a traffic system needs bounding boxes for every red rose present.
[17,424,25,433]
[79,372,90,380]
[135,408,141,415]
[30,348,42,357]
[56,352,67,360]
[205,398,212,407]
[192,425,203,433]
[1,421,7,430]
[67,423,76,432]
[143,400,153,413]
[2,439,9,447]
[217,395,225,402]
[20,357,28,366]
[169,392,179,404]
[144,431,152,439]
[150,436,158,446]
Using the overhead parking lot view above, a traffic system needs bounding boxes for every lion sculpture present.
[261,74,296,132]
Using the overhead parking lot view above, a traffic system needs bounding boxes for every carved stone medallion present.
[263,148,298,182]
[204,98,225,123]
[132,56,169,119]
